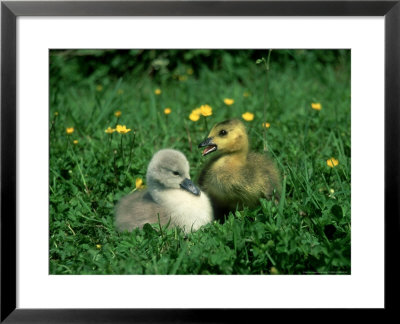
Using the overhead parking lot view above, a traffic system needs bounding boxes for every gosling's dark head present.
[198,119,249,156]
[146,149,200,196]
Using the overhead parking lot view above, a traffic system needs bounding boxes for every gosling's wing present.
[247,152,282,198]
[115,190,169,232]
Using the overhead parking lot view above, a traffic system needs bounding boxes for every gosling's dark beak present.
[180,178,201,196]
[198,137,218,156]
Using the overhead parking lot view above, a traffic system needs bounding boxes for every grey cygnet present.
[115,149,213,234]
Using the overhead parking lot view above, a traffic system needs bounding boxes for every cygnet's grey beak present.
[198,137,217,156]
[180,178,201,196]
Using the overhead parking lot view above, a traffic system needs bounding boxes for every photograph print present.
[49,49,351,275]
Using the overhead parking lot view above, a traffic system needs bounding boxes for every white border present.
[17,17,384,308]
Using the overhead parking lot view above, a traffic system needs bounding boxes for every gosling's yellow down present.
[115,149,213,234]
[198,119,281,218]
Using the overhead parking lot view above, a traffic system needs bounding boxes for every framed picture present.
[1,0,398,321]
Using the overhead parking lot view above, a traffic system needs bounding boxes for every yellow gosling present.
[198,119,281,219]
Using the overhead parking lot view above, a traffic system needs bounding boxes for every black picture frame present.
[1,0,399,322]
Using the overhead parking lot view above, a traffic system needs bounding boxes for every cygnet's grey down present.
[115,149,214,234]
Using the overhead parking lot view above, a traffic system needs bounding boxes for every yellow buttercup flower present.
[164,108,172,115]
[223,98,234,106]
[242,112,254,121]
[73,140,79,145]
[327,157,339,168]
[189,105,210,121]
[311,102,322,111]
[115,125,131,134]
[154,88,162,95]
[200,104,212,117]
[66,127,74,135]
[114,110,122,118]
[105,127,115,134]
[96,244,101,249]
[262,122,271,128]
[189,112,200,122]
[136,178,144,189]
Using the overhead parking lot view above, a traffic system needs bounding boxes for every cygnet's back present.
[115,149,213,234]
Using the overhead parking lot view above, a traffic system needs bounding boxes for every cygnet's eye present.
[219,129,228,136]
[172,171,180,176]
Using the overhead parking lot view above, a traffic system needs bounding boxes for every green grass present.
[49,49,351,274]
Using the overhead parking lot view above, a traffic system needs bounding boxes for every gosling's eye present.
[219,129,228,136]
[172,171,180,176]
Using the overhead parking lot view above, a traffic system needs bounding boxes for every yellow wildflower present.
[262,122,271,128]
[154,88,162,95]
[270,267,279,274]
[96,85,103,92]
[105,127,115,134]
[54,112,59,116]
[73,140,78,145]
[223,98,234,106]
[136,178,144,189]
[327,157,339,168]
[242,112,254,122]
[189,106,206,121]
[114,110,122,118]
[115,125,131,134]
[200,104,212,117]
[189,112,200,122]
[66,127,74,135]
[96,244,101,249]
[311,102,322,111]
[164,108,172,115]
